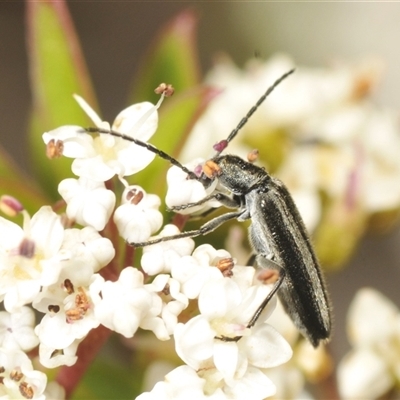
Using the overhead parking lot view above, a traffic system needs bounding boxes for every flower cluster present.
[180,54,400,267]
[0,88,293,399]
[338,288,400,399]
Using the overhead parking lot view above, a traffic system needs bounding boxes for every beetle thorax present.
[212,154,269,194]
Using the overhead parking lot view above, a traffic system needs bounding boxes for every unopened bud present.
[0,195,24,217]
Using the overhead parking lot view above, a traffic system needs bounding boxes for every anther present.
[216,257,234,277]
[126,188,144,205]
[63,279,74,295]
[46,138,64,159]
[154,83,175,97]
[19,382,34,399]
[18,238,35,259]
[213,140,228,153]
[257,269,280,284]
[247,149,259,163]
[202,160,221,179]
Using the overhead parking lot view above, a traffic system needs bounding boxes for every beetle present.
[86,69,332,347]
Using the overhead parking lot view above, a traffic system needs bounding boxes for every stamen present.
[48,305,60,314]
[18,238,35,259]
[63,279,75,295]
[202,160,221,179]
[247,149,259,163]
[19,382,34,399]
[154,83,175,97]
[10,369,23,382]
[213,140,228,153]
[46,138,64,159]
[257,269,280,284]
[216,257,234,277]
[126,188,144,205]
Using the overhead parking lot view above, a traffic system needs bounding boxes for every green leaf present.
[132,86,218,197]
[26,0,98,199]
[129,9,201,105]
[71,359,136,400]
[0,144,48,216]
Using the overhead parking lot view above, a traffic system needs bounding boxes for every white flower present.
[171,244,231,299]
[43,95,160,182]
[361,109,400,212]
[141,224,195,275]
[38,339,81,369]
[145,274,188,336]
[113,186,163,243]
[58,177,116,231]
[43,381,66,400]
[93,267,165,339]
[0,206,66,312]
[0,348,47,400]
[0,307,38,351]
[34,274,103,350]
[174,272,292,382]
[337,288,400,399]
[136,365,223,400]
[165,158,220,214]
[138,364,278,400]
[60,226,115,282]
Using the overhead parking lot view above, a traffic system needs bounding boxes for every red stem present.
[56,325,112,399]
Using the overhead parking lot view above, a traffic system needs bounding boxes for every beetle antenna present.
[214,68,295,156]
[83,127,199,180]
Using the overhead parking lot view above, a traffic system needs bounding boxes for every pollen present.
[203,160,221,179]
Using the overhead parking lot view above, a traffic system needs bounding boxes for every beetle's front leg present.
[130,209,245,247]
[169,192,241,212]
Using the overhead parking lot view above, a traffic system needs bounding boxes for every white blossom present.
[170,244,232,299]
[0,307,38,351]
[0,206,67,312]
[43,95,160,182]
[141,224,195,275]
[43,381,66,400]
[136,365,225,400]
[0,348,47,400]
[113,186,163,243]
[34,274,103,350]
[174,275,290,372]
[145,274,188,336]
[93,267,165,339]
[58,177,116,231]
[59,226,115,282]
[38,340,81,369]
[337,288,400,399]
[165,158,220,214]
